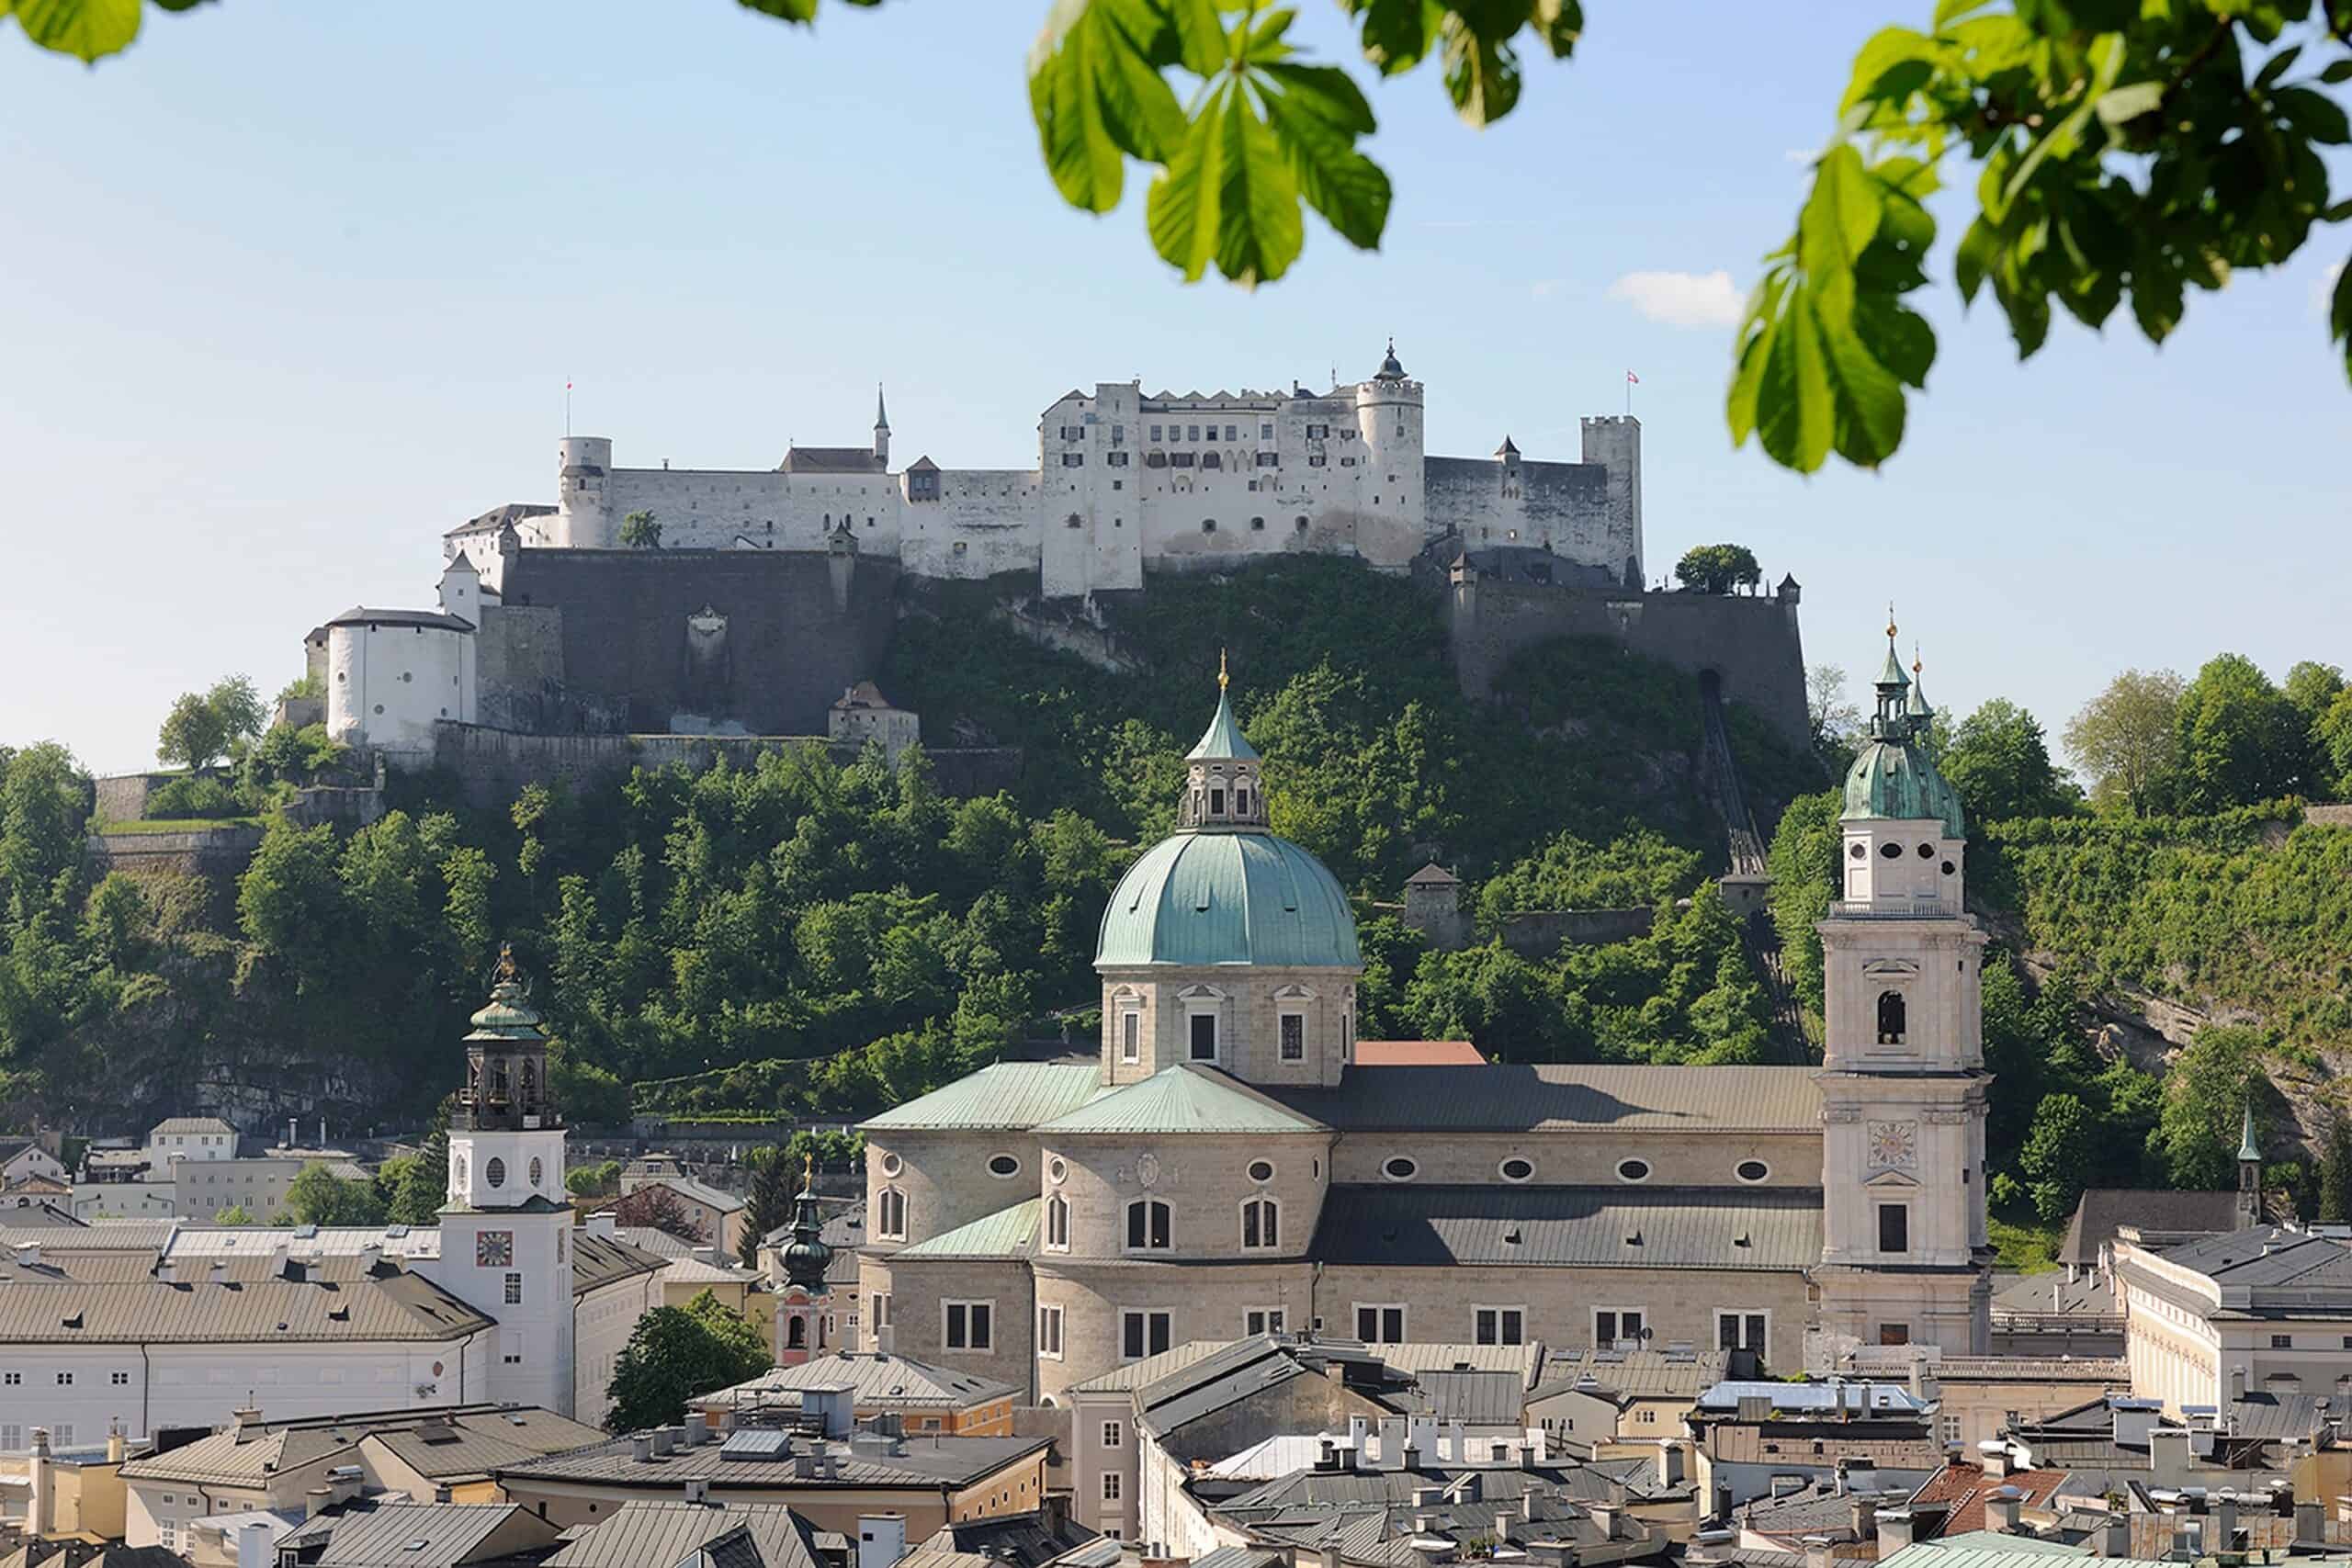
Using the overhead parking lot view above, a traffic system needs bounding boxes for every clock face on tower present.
[1867,1120,1919,1170]
[476,1230,514,1268]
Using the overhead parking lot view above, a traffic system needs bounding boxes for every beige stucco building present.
[857,640,1991,1417]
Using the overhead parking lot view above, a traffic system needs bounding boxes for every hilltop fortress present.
[303,345,1804,782]
[445,344,1645,598]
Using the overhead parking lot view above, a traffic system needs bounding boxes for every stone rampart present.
[1496,906,1657,957]
[1442,570,1810,749]
[429,724,1018,809]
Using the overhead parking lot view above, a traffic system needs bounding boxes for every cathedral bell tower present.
[1811,619,1992,1362]
[775,1156,836,1366]
[442,944,575,1414]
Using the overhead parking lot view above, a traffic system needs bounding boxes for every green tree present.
[2,743,93,922]
[620,510,662,549]
[2154,1025,2269,1190]
[155,676,266,772]
[1940,699,2079,824]
[383,1130,450,1225]
[2064,669,2185,816]
[741,1145,794,1268]
[1475,828,1702,928]
[605,1290,773,1432]
[2020,1092,2095,1223]
[1672,544,1763,596]
[2318,687,2352,800]
[236,821,345,988]
[1808,664,1862,770]
[2174,654,2305,811]
[566,1158,623,1198]
[216,1204,252,1225]
[285,1161,390,1226]
[1765,788,1843,1012]
[2320,1114,2352,1224]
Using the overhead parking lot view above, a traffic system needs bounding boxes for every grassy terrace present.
[95,817,263,834]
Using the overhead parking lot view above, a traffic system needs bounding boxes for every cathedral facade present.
[857,632,1993,1404]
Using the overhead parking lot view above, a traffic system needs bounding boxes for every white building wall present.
[326,621,473,756]
[573,1269,662,1429]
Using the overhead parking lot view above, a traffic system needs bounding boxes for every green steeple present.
[2238,1102,2261,1164]
[1185,653,1261,761]
[781,1153,834,1293]
[1905,648,1932,729]
[1842,615,1968,838]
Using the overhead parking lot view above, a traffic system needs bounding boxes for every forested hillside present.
[0,562,1815,1136]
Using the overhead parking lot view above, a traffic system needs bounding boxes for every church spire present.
[873,385,890,467]
[1180,660,1267,829]
[875,384,889,431]
[782,1153,834,1293]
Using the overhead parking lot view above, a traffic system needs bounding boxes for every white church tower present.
[1811,620,1992,1359]
[440,946,577,1413]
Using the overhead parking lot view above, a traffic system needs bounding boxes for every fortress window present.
[1123,1309,1172,1359]
[1876,990,1906,1044]
[1295,516,1308,531]
[1188,424,1201,440]
[1261,423,1274,438]
[485,1158,506,1190]
[1125,1199,1173,1251]
[876,1187,907,1240]
[1067,514,1083,528]
[1594,1308,1645,1346]
[1150,424,1163,441]
[1201,519,1217,533]
[1241,1197,1280,1249]
[1148,452,1168,468]
[1108,451,1129,467]
[1308,456,1327,468]
[1476,1307,1525,1346]
[1942,860,1956,875]
[1257,451,1278,467]
[1355,1304,1407,1344]
[1880,841,1903,858]
[944,1299,993,1351]
[1306,423,1328,438]
[1250,516,1265,531]
[1341,457,1356,467]
[1112,424,1125,443]
[1202,451,1222,469]
[1060,425,1082,440]
[1235,787,1250,816]
[1171,453,1195,468]
[1062,453,1085,467]
[953,542,967,555]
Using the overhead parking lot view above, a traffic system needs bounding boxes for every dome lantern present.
[1180,652,1269,830]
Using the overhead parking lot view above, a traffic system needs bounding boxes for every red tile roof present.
[1907,1461,2070,1537]
[1352,1041,1486,1066]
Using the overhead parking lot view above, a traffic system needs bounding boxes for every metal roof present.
[122,1404,605,1485]
[1069,1338,1235,1393]
[545,1501,820,1568]
[1311,1184,1823,1269]
[1531,1347,1729,1403]
[1136,1340,1309,1436]
[0,1270,491,1345]
[1698,1380,1931,1413]
[498,1431,1052,1490]
[1096,829,1361,968]
[324,606,477,633]
[1034,1065,1327,1136]
[2059,1189,2242,1267]
[1184,690,1261,761]
[1270,1064,1823,1133]
[638,1174,749,1213]
[272,1502,540,1566]
[149,1117,236,1135]
[2159,1225,2352,1290]
[892,1198,1039,1260]
[863,1063,1114,1133]
[1882,1549,2096,1568]
[700,1351,1015,1413]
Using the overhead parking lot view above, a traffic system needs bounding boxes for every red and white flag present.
[1626,369,1640,385]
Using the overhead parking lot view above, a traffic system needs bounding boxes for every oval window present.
[528,1157,544,1189]
[1383,1156,1419,1181]
[1880,841,1903,859]
[485,1157,506,1190]
[1848,842,1866,859]
[1499,1157,1535,1182]
[987,1154,1021,1179]
[1736,1159,1770,1183]
[1917,842,1936,858]
[1048,1156,1068,1185]
[879,1152,903,1177]
[1248,1159,1275,1183]
[1616,1158,1650,1183]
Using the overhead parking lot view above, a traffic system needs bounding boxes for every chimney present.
[1412,1487,1442,1509]
[107,1420,126,1465]
[238,1519,277,1568]
[1987,1485,2022,1534]
[2093,1514,2128,1559]
[15,1240,40,1269]
[1319,1547,1340,1568]
[1447,1419,1466,1463]
[1377,1416,1408,1470]
[1907,1355,1929,1401]
[1457,1473,1482,1504]
[229,1405,265,1443]
[685,1479,710,1504]
[1590,1503,1620,1540]
[858,1514,908,1568]
[208,1259,228,1286]
[2110,1398,2159,1449]
[305,1488,335,1520]
[1492,1510,1515,1544]
[585,1211,617,1240]
[652,1427,677,1456]
[2297,1500,2324,1546]
[1850,1495,1879,1541]
[633,1435,655,1462]
[1877,1511,1916,1557]
[2216,1493,2238,1550]
[1977,1439,2012,1479]
[2230,1364,2248,1404]
[1803,1536,1833,1568]
[28,1427,51,1538]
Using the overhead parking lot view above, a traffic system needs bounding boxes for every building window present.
[1061,453,1085,467]
[877,1187,908,1240]
[1308,455,1327,468]
[1102,1419,1123,1449]
[1736,1159,1770,1182]
[1125,1199,1172,1252]
[1617,1158,1651,1182]
[1879,1323,1911,1346]
[987,1153,1022,1179]
[1241,1197,1280,1249]
[944,1299,994,1351]
[1201,518,1216,533]
[112,1370,130,1385]
[1060,425,1082,440]
[1257,451,1279,467]
[504,1271,523,1305]
[1355,1303,1406,1344]
[1595,1308,1646,1346]
[1475,1306,1526,1346]
[1102,1473,1122,1503]
[1382,1156,1418,1181]
[1107,450,1129,467]
[484,1157,506,1189]
[1878,1202,1909,1254]
[1717,1311,1769,1352]
[1120,1010,1140,1063]
[2273,1333,2295,1349]
[1150,424,1162,441]
[1246,1307,1287,1335]
[1250,515,1266,531]
[56,1370,73,1385]
[1188,1010,1218,1062]
[872,1292,891,1329]
[1306,423,1328,438]
[1499,1156,1535,1182]
[1279,1012,1305,1061]
[1122,1310,1172,1359]
[1877,990,1907,1043]
[1187,424,1201,441]
[1039,1305,1065,1359]
[1045,1194,1070,1251]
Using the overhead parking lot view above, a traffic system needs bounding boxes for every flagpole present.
[565,378,572,436]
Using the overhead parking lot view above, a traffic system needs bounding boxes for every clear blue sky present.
[5,1,2346,775]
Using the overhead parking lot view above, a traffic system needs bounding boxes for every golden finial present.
[1912,642,1923,677]
[495,942,516,982]
[1217,649,1229,692]
[802,1151,815,1187]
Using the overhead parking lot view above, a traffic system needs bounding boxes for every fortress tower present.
[555,436,615,549]
[1811,621,1992,1359]
[1355,339,1426,547]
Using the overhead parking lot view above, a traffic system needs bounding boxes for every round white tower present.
[556,436,615,549]
[1355,340,1425,544]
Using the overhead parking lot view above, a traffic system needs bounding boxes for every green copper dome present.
[1842,740,1966,838]
[1097,830,1360,968]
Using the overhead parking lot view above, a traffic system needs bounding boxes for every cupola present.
[458,944,559,1133]
[1180,652,1268,830]
[781,1154,834,1292]
[1838,614,1966,911]
[1374,338,1408,382]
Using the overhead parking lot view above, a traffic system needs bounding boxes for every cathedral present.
[858,626,1992,1402]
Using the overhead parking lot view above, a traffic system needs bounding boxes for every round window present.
[1941,860,1957,875]
[1616,1158,1651,1183]
[1499,1157,1535,1182]
[1736,1159,1770,1183]
[987,1154,1021,1179]
[1848,842,1866,859]
[1248,1159,1275,1183]
[1383,1156,1419,1181]
[528,1157,544,1189]
[1048,1156,1068,1184]
[880,1151,903,1177]
[485,1157,506,1190]
[1879,841,1903,859]
[1917,841,1935,858]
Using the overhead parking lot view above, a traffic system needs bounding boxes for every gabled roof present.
[272,1501,546,1566]
[0,1269,491,1346]
[779,446,884,474]
[892,1198,1039,1260]
[572,1229,670,1298]
[1034,1064,1326,1136]
[1312,1184,1822,1270]
[638,1174,749,1214]
[122,1404,600,1484]
[1907,1460,2074,1538]
[1403,863,1459,886]
[545,1501,821,1568]
[862,1062,1113,1133]
[2060,1188,2241,1267]
[1068,1338,1233,1394]
[149,1117,235,1137]
[1271,1064,1821,1133]
[1531,1346,1730,1404]
[701,1350,1017,1413]
[2154,1224,2352,1289]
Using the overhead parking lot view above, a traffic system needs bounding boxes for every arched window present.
[519,1058,537,1107]
[877,1187,908,1240]
[1241,1197,1279,1250]
[1125,1198,1172,1252]
[1045,1194,1070,1251]
[787,1315,808,1349]
[1294,515,1309,531]
[1877,989,1907,1044]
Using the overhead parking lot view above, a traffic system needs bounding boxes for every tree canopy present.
[605,1290,773,1432]
[1672,545,1763,596]
[2064,668,2186,816]
[155,676,266,773]
[1939,698,2080,823]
